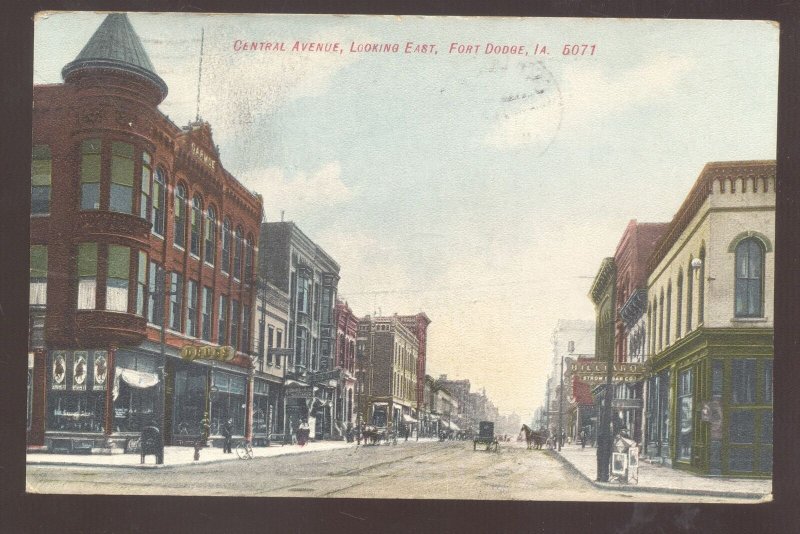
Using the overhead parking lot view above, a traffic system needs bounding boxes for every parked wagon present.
[473,421,499,452]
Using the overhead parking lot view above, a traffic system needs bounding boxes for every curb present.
[545,450,770,500]
[27,443,358,470]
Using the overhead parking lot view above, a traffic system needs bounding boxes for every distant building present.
[333,299,359,429]
[356,315,419,429]
[260,221,340,439]
[396,313,431,416]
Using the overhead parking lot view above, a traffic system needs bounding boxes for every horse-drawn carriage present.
[473,421,499,452]
[520,424,547,449]
[361,425,397,446]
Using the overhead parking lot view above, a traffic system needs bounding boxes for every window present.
[764,360,773,403]
[202,286,213,341]
[258,321,266,360]
[152,169,166,235]
[233,226,243,280]
[30,245,47,306]
[169,272,183,331]
[147,262,164,325]
[205,206,216,265]
[140,152,152,219]
[732,359,756,404]
[174,184,187,249]
[698,246,706,323]
[666,282,672,346]
[267,326,275,363]
[221,218,231,274]
[244,234,253,283]
[186,279,198,337]
[735,238,764,317]
[31,145,51,214]
[321,286,332,324]
[658,291,664,351]
[110,142,134,214]
[218,295,229,345]
[686,257,694,332]
[276,330,283,348]
[106,245,130,312]
[77,243,97,309]
[135,251,147,316]
[242,305,251,354]
[190,195,202,257]
[676,270,683,339]
[231,299,241,351]
[80,139,101,210]
[677,368,693,461]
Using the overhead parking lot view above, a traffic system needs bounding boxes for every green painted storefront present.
[645,327,772,478]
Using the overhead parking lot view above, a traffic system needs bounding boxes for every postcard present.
[26,12,776,503]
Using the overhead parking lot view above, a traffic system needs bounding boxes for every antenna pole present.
[195,28,205,122]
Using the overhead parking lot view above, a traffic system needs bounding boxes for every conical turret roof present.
[62,13,167,98]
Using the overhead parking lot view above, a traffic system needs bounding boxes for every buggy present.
[473,421,499,452]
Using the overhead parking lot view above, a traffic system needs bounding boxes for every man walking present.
[222,418,233,453]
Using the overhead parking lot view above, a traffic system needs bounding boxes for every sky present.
[33,13,778,422]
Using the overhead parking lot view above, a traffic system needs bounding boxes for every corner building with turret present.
[28,14,263,452]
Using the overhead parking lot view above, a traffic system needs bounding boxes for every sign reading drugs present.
[181,345,235,362]
[570,361,645,384]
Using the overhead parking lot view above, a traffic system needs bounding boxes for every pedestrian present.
[580,429,587,449]
[222,418,233,453]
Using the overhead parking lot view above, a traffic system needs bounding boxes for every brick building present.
[29,14,263,451]
[356,315,419,431]
[333,299,359,430]
[396,313,431,416]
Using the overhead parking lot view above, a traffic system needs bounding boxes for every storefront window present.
[113,352,158,433]
[732,359,756,404]
[46,350,106,432]
[677,368,693,460]
[172,364,207,436]
[210,371,246,436]
[253,380,269,436]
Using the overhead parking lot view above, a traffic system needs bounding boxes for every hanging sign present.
[73,351,88,391]
[52,351,67,390]
[93,351,108,390]
[570,362,646,385]
[181,345,235,362]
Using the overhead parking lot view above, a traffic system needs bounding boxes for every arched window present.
[221,218,231,274]
[658,290,664,351]
[698,246,706,323]
[205,206,216,265]
[139,152,152,220]
[686,256,694,333]
[735,238,765,317]
[152,168,166,236]
[666,282,672,346]
[244,232,254,283]
[676,270,683,339]
[190,195,203,257]
[233,226,244,280]
[174,183,187,249]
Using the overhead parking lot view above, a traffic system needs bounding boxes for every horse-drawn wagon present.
[473,421,499,451]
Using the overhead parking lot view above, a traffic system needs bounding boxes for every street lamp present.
[558,341,574,451]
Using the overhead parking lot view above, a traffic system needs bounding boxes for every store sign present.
[52,351,67,390]
[571,362,645,385]
[181,345,235,362]
[190,142,217,170]
[285,386,313,399]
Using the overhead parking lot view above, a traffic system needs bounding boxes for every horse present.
[520,424,545,450]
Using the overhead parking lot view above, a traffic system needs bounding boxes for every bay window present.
[30,245,47,306]
[77,243,97,309]
[110,142,134,214]
[140,152,152,219]
[31,145,51,214]
[106,245,130,312]
[80,139,101,210]
[135,251,147,316]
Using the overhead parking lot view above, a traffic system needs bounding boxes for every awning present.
[371,402,389,407]
[402,414,418,423]
[285,379,309,387]
[118,368,159,388]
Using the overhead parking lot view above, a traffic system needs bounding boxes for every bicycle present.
[236,439,254,460]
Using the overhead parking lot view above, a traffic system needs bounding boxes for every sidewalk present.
[549,444,772,500]
[27,440,359,469]
[27,437,443,469]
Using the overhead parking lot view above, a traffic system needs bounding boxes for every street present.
[26,441,753,502]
